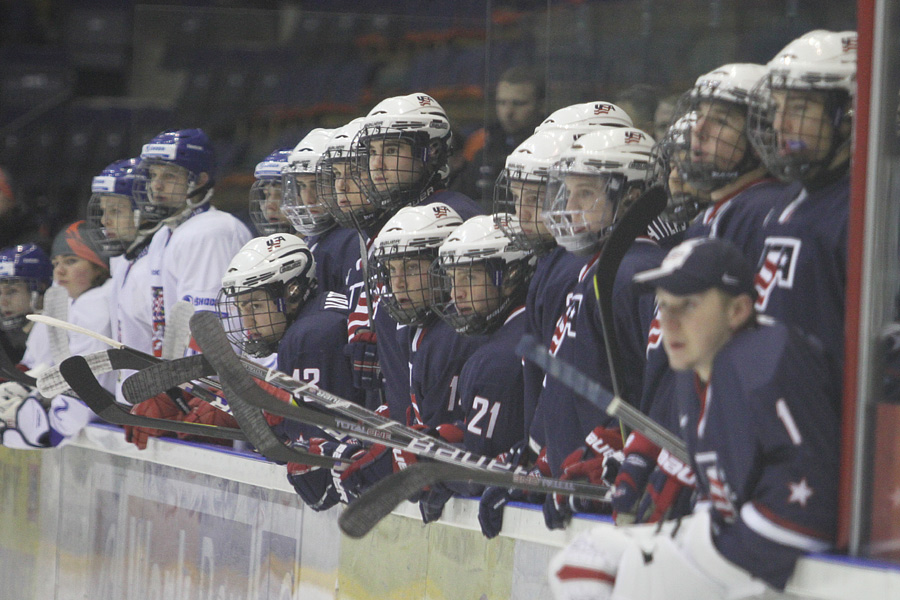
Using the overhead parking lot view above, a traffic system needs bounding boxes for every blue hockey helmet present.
[0,243,52,331]
[140,128,215,182]
[86,158,148,257]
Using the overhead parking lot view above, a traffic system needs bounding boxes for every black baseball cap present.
[633,237,757,299]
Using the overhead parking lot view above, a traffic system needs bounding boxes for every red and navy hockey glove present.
[343,331,383,390]
[286,437,362,511]
[177,396,240,446]
[634,447,697,523]
[543,426,623,530]
[611,431,661,525]
[124,392,186,450]
[477,441,550,539]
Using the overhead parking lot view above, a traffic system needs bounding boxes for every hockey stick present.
[38,348,158,397]
[57,355,247,442]
[0,342,35,386]
[593,185,667,400]
[162,300,194,360]
[43,286,71,364]
[516,335,689,463]
[188,312,610,526]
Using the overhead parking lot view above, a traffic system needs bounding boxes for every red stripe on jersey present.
[555,565,616,584]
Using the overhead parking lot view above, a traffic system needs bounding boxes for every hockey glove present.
[336,443,394,498]
[178,396,240,445]
[0,384,51,448]
[612,431,660,525]
[419,481,454,524]
[543,426,623,530]
[477,441,550,539]
[634,448,697,523]
[343,331,383,390]
[0,381,33,428]
[287,437,362,510]
[124,392,185,450]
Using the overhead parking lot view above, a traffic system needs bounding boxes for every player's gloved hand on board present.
[124,391,186,450]
[343,330,383,390]
[0,381,51,448]
[543,426,623,530]
[633,448,697,523]
[419,481,454,524]
[177,396,240,445]
[286,437,361,511]
[611,431,661,525]
[477,441,551,539]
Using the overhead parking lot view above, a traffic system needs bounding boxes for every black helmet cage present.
[429,254,535,336]
[369,245,441,326]
[352,126,449,212]
[747,74,852,183]
[670,93,760,192]
[492,168,556,255]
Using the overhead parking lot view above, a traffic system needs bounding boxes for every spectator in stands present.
[452,66,546,212]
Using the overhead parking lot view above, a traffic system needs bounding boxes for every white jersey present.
[69,279,116,392]
[109,246,156,403]
[148,206,252,357]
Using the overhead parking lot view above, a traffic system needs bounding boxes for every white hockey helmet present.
[432,215,536,335]
[670,63,767,191]
[217,233,316,357]
[492,129,576,254]
[544,127,654,255]
[281,128,335,236]
[747,30,857,183]
[249,147,293,236]
[371,202,463,325]
[353,93,453,211]
[535,101,634,139]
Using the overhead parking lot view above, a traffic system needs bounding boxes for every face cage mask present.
[493,170,556,255]
[747,81,850,184]
[316,158,385,232]
[215,285,291,358]
[352,130,440,212]
[0,282,42,332]
[671,97,758,192]
[429,257,530,336]
[369,247,439,326]
[543,172,627,256]
[133,161,212,226]
[281,172,335,237]
[85,193,143,258]
[249,180,293,236]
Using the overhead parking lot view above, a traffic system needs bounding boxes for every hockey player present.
[343,94,481,418]
[413,214,536,522]
[747,30,856,376]
[7,222,112,448]
[281,128,359,295]
[548,237,838,599]
[248,147,294,236]
[217,233,363,510]
[0,243,51,364]
[132,128,252,357]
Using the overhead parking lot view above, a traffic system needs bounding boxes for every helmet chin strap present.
[162,185,213,228]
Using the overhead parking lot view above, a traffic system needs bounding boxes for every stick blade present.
[121,354,214,404]
[339,462,445,538]
[162,301,195,360]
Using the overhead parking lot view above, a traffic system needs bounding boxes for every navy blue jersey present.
[539,239,664,475]
[408,316,488,428]
[275,290,364,441]
[455,306,528,459]
[753,176,849,377]
[307,225,360,296]
[671,318,838,590]
[641,177,799,418]
[524,246,589,442]
[346,189,484,417]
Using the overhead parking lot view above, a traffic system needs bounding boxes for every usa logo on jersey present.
[754,236,801,311]
[549,292,582,356]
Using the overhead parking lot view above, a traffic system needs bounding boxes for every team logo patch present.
[593,103,613,115]
[842,36,858,53]
[266,235,286,251]
[432,205,451,219]
[417,95,434,106]
[624,131,644,144]
[754,237,801,311]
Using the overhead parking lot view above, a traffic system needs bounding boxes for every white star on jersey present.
[787,478,814,508]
